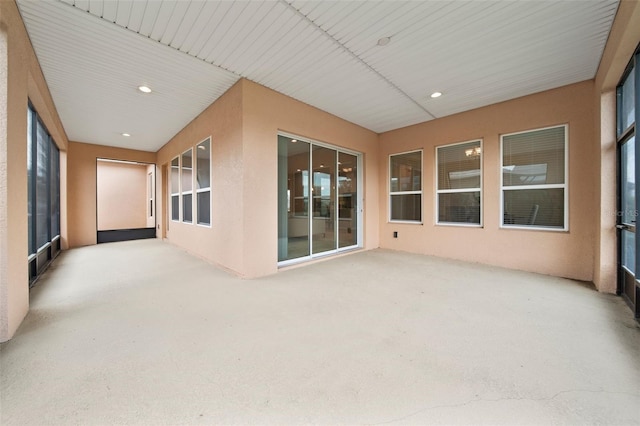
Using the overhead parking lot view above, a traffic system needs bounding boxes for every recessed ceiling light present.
[377,36,391,46]
[430,92,442,98]
[121,133,131,137]
[138,85,152,93]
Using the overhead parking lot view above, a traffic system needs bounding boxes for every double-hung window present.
[196,138,211,226]
[501,125,568,230]
[181,148,193,223]
[170,157,180,221]
[436,140,482,226]
[389,150,422,222]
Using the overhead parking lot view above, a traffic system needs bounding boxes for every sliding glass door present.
[617,46,640,318]
[278,135,361,264]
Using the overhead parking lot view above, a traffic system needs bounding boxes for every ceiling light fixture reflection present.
[121,133,131,137]
[291,139,297,143]
[138,85,152,93]
[465,147,482,157]
[430,92,442,98]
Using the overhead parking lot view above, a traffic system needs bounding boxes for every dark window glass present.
[390,194,421,222]
[503,188,564,228]
[197,191,210,225]
[183,194,193,223]
[27,108,35,255]
[36,121,49,249]
[618,66,635,137]
[171,195,179,221]
[50,142,60,238]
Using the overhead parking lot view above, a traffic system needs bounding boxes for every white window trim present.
[435,139,483,227]
[181,148,194,224]
[389,149,423,224]
[499,124,569,232]
[196,137,212,228]
[170,156,180,222]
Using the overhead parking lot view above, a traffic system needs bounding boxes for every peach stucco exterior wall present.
[96,161,149,231]
[0,0,69,341]
[156,80,245,275]
[592,0,640,293]
[379,81,596,282]
[67,142,155,248]
[241,80,379,277]
[156,79,379,278]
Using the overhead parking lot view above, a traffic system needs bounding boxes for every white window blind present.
[389,150,422,222]
[501,125,567,230]
[436,140,482,225]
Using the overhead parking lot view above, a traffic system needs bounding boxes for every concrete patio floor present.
[1,239,639,425]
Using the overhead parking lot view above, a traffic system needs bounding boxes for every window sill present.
[500,224,568,233]
[436,222,483,228]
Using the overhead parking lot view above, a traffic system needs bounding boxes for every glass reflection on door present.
[621,137,636,274]
[338,152,357,248]
[278,136,310,261]
[312,146,336,254]
[278,135,361,264]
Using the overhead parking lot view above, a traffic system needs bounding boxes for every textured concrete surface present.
[1,240,639,425]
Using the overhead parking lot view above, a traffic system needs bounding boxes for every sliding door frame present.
[278,132,363,267]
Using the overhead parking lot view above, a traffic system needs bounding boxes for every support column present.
[0,22,10,341]
[0,12,29,342]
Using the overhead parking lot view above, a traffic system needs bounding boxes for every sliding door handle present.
[616,224,631,230]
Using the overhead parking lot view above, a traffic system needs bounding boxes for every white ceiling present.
[17,0,619,152]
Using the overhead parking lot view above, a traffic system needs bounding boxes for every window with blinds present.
[436,140,482,226]
[196,138,211,226]
[170,156,179,222]
[389,150,422,222]
[181,148,193,223]
[501,125,568,230]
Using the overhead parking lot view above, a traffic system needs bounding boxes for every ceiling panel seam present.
[280,0,436,121]
[55,0,243,80]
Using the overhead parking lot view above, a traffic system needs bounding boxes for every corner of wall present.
[591,0,640,293]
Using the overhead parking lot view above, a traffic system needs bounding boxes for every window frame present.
[148,172,153,219]
[195,137,212,227]
[181,148,194,224]
[500,124,569,231]
[27,101,61,285]
[435,139,483,227]
[170,156,180,222]
[389,149,423,224]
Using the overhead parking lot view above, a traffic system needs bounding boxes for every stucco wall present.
[156,79,379,278]
[0,0,69,341]
[241,80,380,278]
[96,161,149,231]
[592,0,640,293]
[379,81,596,282]
[67,142,155,248]
[156,80,245,275]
